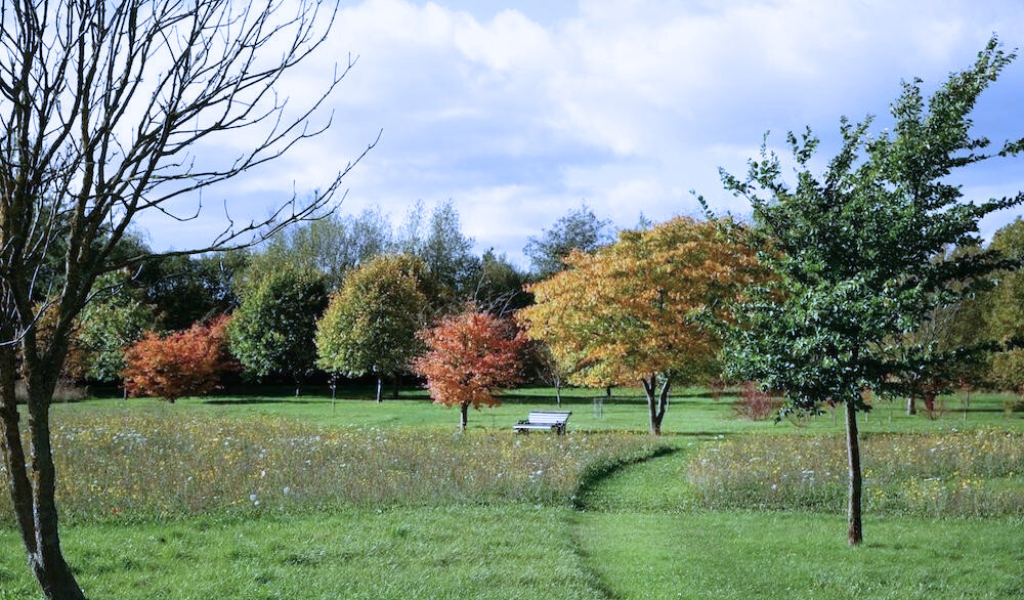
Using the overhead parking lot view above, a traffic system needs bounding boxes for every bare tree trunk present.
[376,377,383,403]
[845,400,864,546]
[555,382,562,407]
[460,402,469,431]
[906,395,916,415]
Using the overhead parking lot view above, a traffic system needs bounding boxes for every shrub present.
[123,315,234,402]
[733,381,781,420]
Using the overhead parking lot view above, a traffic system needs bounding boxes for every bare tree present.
[0,1,373,598]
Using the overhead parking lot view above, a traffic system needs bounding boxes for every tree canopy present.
[718,37,1024,545]
[315,254,429,401]
[411,308,526,430]
[521,216,764,435]
[524,203,613,279]
[228,268,330,395]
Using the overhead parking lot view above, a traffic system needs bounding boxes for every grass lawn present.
[0,507,603,600]
[1,387,1023,598]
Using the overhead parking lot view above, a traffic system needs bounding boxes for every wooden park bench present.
[513,411,572,435]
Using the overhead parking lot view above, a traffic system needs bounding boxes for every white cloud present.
[143,0,1024,260]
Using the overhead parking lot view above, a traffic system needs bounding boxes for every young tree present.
[316,254,428,402]
[524,203,613,279]
[122,316,234,402]
[0,2,370,596]
[521,217,764,435]
[411,309,526,430]
[229,268,329,395]
[717,38,1024,545]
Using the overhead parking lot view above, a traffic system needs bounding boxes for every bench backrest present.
[527,411,571,425]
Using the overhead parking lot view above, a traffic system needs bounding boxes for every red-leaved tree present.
[412,309,526,430]
[123,315,234,403]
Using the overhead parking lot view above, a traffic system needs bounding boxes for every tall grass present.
[688,429,1024,517]
[0,410,663,524]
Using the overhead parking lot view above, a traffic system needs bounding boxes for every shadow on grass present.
[203,398,325,406]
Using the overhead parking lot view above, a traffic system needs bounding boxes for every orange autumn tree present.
[520,216,764,435]
[123,315,234,403]
[412,308,526,430]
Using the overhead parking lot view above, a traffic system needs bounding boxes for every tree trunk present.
[3,367,86,598]
[391,374,400,399]
[906,395,916,415]
[376,377,383,403]
[605,386,612,397]
[641,375,670,436]
[845,400,864,546]
[923,391,935,413]
[460,402,469,431]
[555,383,562,407]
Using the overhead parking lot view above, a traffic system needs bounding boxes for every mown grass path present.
[569,439,1024,600]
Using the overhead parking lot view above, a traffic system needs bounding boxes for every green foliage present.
[720,37,1024,413]
[473,249,531,315]
[987,218,1024,392]
[139,251,249,331]
[243,208,393,290]
[524,203,613,279]
[76,272,156,383]
[315,254,428,384]
[397,200,481,306]
[228,268,329,388]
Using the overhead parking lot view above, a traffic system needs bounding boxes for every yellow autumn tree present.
[520,216,764,435]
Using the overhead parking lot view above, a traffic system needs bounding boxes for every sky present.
[140,0,1024,268]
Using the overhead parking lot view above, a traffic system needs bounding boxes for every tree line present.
[50,200,611,398]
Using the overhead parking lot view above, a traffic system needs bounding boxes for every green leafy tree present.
[524,203,613,279]
[76,272,156,385]
[244,207,392,290]
[316,254,428,402]
[139,251,249,332]
[718,38,1024,545]
[229,268,330,395]
[988,217,1024,394]
[399,200,481,307]
[473,249,531,315]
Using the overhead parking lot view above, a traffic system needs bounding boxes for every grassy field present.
[1,387,1023,598]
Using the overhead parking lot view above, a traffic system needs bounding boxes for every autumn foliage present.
[123,315,234,403]
[411,308,526,429]
[520,216,766,434]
